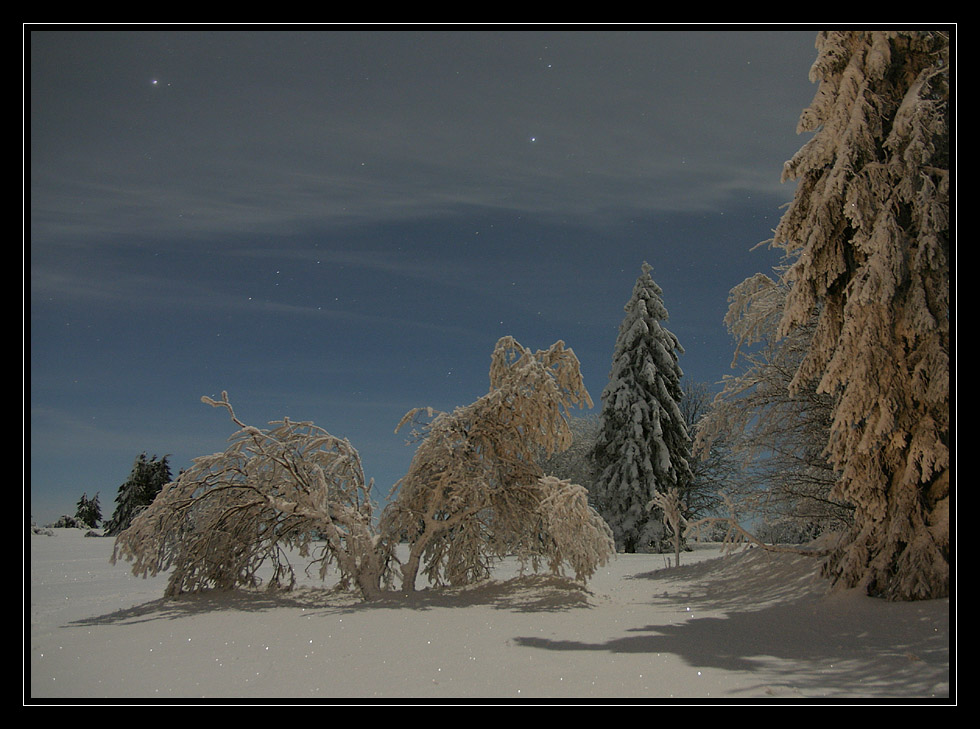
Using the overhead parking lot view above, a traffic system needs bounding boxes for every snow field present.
[29,529,949,702]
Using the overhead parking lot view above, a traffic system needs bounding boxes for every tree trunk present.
[355,570,385,601]
[400,547,423,592]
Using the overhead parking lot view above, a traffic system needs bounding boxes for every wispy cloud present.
[31,30,816,249]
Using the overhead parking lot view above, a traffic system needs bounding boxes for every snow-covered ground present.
[28,528,950,703]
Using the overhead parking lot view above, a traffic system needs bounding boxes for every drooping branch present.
[685,493,834,558]
[380,337,608,591]
[112,392,385,600]
[648,488,687,567]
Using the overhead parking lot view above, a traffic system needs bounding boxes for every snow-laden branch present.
[113,393,385,599]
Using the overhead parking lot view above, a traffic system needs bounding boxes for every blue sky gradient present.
[29,27,819,525]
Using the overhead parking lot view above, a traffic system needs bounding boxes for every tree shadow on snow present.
[381,574,596,613]
[68,573,594,627]
[629,546,831,612]
[515,549,950,699]
[65,587,355,627]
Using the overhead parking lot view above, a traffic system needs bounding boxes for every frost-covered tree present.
[649,487,686,567]
[679,381,735,522]
[103,453,172,536]
[695,270,849,537]
[74,492,101,528]
[537,412,600,490]
[772,31,950,599]
[114,342,615,602]
[48,514,88,529]
[591,263,693,552]
[113,393,386,600]
[380,336,613,590]
[536,476,616,582]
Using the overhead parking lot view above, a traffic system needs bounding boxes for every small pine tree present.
[591,262,693,552]
[74,492,101,528]
[103,454,172,536]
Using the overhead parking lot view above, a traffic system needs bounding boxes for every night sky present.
[29,27,820,526]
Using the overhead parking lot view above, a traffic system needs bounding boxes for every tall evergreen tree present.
[591,263,693,552]
[773,31,950,599]
[104,453,172,537]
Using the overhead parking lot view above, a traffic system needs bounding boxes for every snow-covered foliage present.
[103,454,172,537]
[113,338,614,601]
[684,492,824,558]
[695,269,849,535]
[380,336,611,590]
[648,487,686,567]
[591,263,693,553]
[772,31,950,600]
[535,476,616,582]
[46,514,88,530]
[537,412,600,491]
[112,392,386,600]
[678,380,736,520]
[74,492,101,529]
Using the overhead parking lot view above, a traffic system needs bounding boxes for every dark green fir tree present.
[103,453,172,536]
[74,492,102,528]
[590,262,693,553]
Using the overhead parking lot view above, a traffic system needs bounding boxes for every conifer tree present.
[103,453,172,536]
[591,263,693,552]
[773,30,950,599]
[74,492,101,528]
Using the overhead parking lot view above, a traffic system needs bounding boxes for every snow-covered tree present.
[772,31,950,599]
[591,263,693,552]
[113,341,615,603]
[679,380,735,521]
[537,412,600,490]
[379,336,612,590]
[536,476,615,582]
[113,393,386,600]
[103,453,172,536]
[74,492,101,528]
[695,270,849,537]
[48,514,88,529]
